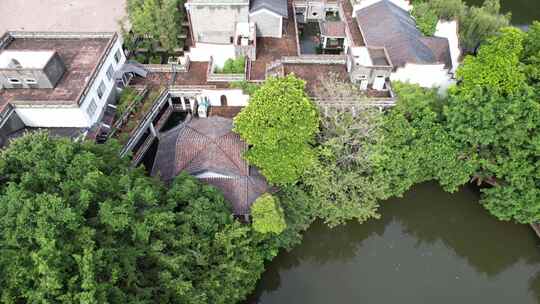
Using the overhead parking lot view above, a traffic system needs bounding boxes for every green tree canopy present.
[0,133,268,303]
[412,2,439,36]
[127,0,185,51]
[234,75,319,185]
[251,194,287,235]
[455,27,526,97]
[373,82,474,199]
[445,27,540,223]
[459,0,510,53]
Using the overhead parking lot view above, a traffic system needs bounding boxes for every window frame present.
[97,81,106,99]
[86,98,97,117]
[106,65,114,81]
[114,49,121,63]
[8,77,21,84]
[24,78,37,84]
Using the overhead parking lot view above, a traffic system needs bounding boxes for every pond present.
[465,0,540,28]
[247,183,540,303]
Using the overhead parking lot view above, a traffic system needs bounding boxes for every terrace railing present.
[120,88,169,157]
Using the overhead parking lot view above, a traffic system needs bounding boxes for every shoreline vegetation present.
[1,1,539,303]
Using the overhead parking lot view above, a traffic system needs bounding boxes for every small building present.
[320,21,346,51]
[249,0,288,38]
[152,116,268,216]
[355,0,453,89]
[347,46,393,90]
[0,31,125,145]
[185,0,256,65]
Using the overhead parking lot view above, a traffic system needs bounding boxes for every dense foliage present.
[215,56,246,74]
[373,83,474,198]
[445,27,540,223]
[412,2,439,36]
[412,0,510,54]
[251,194,287,235]
[378,26,540,224]
[302,110,386,227]
[0,133,275,303]
[234,75,319,185]
[126,0,185,51]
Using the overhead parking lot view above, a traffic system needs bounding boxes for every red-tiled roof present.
[152,116,268,215]
[321,21,347,37]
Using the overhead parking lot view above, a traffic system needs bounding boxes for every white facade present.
[249,9,283,38]
[81,37,126,125]
[14,36,126,128]
[202,89,250,106]
[390,63,454,91]
[435,20,460,74]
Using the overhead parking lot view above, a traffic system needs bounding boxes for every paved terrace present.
[0,35,113,113]
[249,0,299,81]
[0,0,127,34]
[129,62,230,89]
[284,63,392,98]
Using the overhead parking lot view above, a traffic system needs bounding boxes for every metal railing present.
[120,88,169,156]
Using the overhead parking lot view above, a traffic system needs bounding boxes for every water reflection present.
[247,183,540,303]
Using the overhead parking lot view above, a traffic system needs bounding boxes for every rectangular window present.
[97,81,105,99]
[8,77,20,84]
[87,99,97,117]
[114,49,122,63]
[25,78,37,84]
[106,65,114,81]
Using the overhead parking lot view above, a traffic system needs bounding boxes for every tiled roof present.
[250,0,288,17]
[355,0,451,69]
[152,116,268,215]
[320,21,346,37]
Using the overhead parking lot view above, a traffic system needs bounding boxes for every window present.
[114,49,122,63]
[97,81,106,99]
[25,78,37,84]
[87,99,97,117]
[220,95,228,106]
[106,65,114,81]
[8,77,20,84]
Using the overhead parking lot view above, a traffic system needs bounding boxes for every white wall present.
[15,107,88,127]
[187,43,237,67]
[435,20,460,74]
[202,89,250,106]
[250,10,282,38]
[81,36,126,126]
[391,63,454,91]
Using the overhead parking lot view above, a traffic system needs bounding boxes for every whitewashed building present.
[185,0,289,66]
[0,31,125,145]
[354,0,455,89]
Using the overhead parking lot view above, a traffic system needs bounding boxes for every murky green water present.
[248,183,540,303]
[465,0,540,27]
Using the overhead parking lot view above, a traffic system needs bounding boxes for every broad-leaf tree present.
[446,27,540,223]
[0,133,268,303]
[234,75,319,185]
[374,83,474,198]
[127,0,185,51]
[251,194,287,235]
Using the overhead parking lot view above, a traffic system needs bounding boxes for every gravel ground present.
[0,0,127,34]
